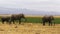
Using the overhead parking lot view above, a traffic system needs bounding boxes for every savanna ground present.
[0,15,60,34]
[0,22,60,34]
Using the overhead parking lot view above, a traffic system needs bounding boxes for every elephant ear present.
[50,16,54,20]
[50,16,53,19]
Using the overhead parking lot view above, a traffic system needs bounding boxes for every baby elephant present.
[1,16,11,24]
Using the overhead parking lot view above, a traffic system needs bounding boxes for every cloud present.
[22,0,50,2]
[0,0,60,11]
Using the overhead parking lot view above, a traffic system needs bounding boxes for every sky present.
[0,0,60,11]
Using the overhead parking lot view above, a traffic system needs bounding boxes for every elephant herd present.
[1,14,26,24]
[0,14,55,26]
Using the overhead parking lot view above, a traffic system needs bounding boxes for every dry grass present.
[0,22,59,34]
[0,14,60,18]
[25,15,60,17]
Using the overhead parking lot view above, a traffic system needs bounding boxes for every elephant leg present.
[2,21,4,24]
[43,21,45,26]
[49,21,50,26]
[2,20,4,24]
[9,22,11,24]
[18,19,21,24]
[6,21,9,24]
[9,20,11,24]
[49,21,52,26]
[13,20,15,24]
[8,21,12,24]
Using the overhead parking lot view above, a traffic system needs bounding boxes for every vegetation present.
[21,17,60,24]
[0,17,60,24]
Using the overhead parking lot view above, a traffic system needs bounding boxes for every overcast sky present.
[0,0,60,11]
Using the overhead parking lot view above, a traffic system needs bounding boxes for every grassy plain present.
[0,15,59,34]
[0,23,59,34]
[23,16,60,24]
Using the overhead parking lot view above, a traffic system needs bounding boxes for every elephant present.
[9,14,26,24]
[42,15,55,26]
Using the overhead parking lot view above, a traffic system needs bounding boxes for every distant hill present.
[0,7,60,16]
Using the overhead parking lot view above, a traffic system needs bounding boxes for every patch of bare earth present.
[0,22,59,34]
